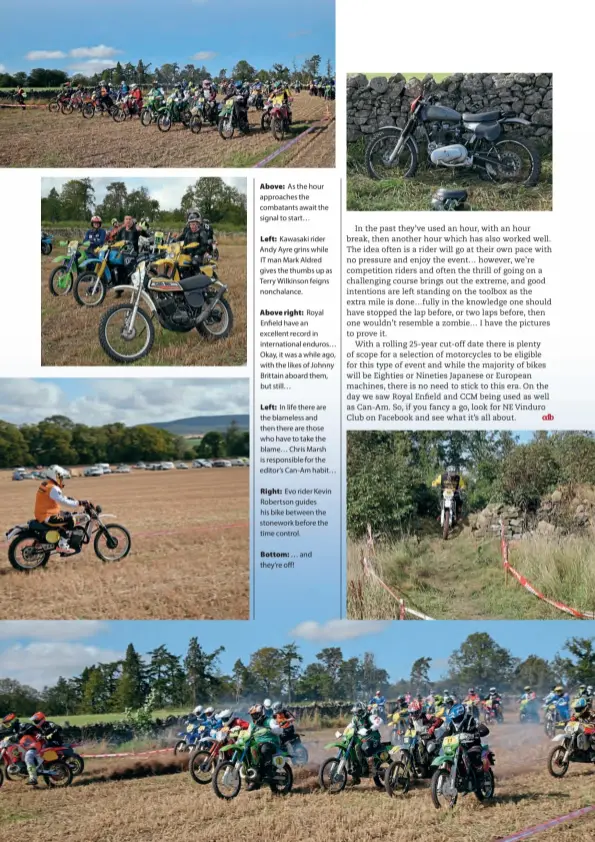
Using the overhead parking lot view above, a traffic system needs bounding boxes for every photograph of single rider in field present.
[347,430,595,620]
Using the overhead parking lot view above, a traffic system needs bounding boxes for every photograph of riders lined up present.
[41,176,247,367]
[346,73,552,211]
[347,430,595,620]
[0,377,250,619]
[0,0,335,168]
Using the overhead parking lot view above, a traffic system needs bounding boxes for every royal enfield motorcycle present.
[5,503,131,571]
[547,719,595,777]
[365,93,541,186]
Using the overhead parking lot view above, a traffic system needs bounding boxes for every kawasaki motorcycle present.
[430,729,495,809]
[365,93,541,186]
[48,240,89,296]
[548,719,595,777]
[98,253,233,364]
[385,725,441,796]
[218,97,250,139]
[212,730,292,799]
[318,721,392,793]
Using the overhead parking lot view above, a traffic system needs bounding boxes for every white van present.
[160,462,175,470]
[96,463,112,474]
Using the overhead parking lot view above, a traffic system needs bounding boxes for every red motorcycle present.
[188,725,241,784]
[0,737,73,786]
[270,98,293,140]
[48,93,72,114]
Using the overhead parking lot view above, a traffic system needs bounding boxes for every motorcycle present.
[41,232,54,255]
[430,729,495,809]
[385,725,440,796]
[270,97,292,140]
[157,96,193,132]
[5,502,131,572]
[318,722,392,793]
[189,725,240,784]
[173,722,207,755]
[98,253,233,364]
[365,92,541,186]
[390,710,408,745]
[261,99,274,131]
[48,93,71,114]
[48,240,89,296]
[519,697,540,724]
[82,96,120,119]
[212,730,292,800]
[218,97,250,139]
[140,95,166,127]
[544,702,569,738]
[548,719,595,777]
[0,739,73,787]
[482,699,504,726]
[440,489,457,539]
[73,241,138,307]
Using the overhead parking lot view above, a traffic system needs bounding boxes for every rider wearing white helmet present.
[34,466,89,552]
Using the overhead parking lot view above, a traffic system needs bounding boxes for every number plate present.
[442,735,459,747]
[273,755,285,768]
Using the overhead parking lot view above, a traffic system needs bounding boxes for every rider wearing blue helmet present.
[441,701,488,772]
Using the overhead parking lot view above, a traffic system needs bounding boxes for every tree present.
[279,643,302,702]
[513,655,556,695]
[231,60,256,81]
[447,633,517,692]
[0,421,32,468]
[111,644,145,710]
[358,652,389,698]
[59,179,95,221]
[302,55,321,79]
[248,647,285,696]
[41,187,63,223]
[184,637,224,706]
[78,667,106,713]
[146,645,185,706]
[553,638,595,687]
[410,657,432,694]
[43,677,79,716]
[97,181,129,223]
[197,431,224,459]
[0,678,41,715]
[315,647,344,697]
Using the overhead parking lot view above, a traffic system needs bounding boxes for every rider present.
[432,468,466,520]
[520,686,536,702]
[190,705,207,723]
[271,80,293,122]
[98,82,115,112]
[224,80,249,127]
[19,712,52,786]
[369,690,386,709]
[174,212,210,267]
[0,712,21,740]
[570,696,595,729]
[440,702,487,773]
[34,465,88,552]
[220,710,250,731]
[130,84,143,113]
[84,215,106,257]
[465,687,481,707]
[118,214,146,252]
[271,701,297,745]
[350,701,382,784]
[247,703,283,789]
[14,86,26,109]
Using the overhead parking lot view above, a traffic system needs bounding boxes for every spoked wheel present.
[261,113,271,131]
[67,755,85,777]
[174,741,189,756]
[373,762,391,790]
[82,103,95,118]
[41,242,52,255]
[197,297,233,341]
[547,745,570,778]
[269,763,293,795]
[291,744,308,765]
[189,750,215,784]
[484,136,541,186]
[212,761,241,800]
[48,101,60,113]
[94,524,131,562]
[112,107,126,123]
[8,536,51,572]
[140,108,153,126]
[158,114,172,132]
[318,757,348,794]
[99,303,155,363]
[43,762,73,788]
[431,768,458,809]
[365,130,418,181]
[218,116,234,139]
[385,759,411,796]
[190,115,202,134]
[272,118,285,141]
[442,515,450,540]
[61,102,73,115]
[48,266,74,296]
[73,272,106,307]
[474,768,495,802]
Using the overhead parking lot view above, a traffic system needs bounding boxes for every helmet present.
[449,703,466,725]
[524,687,531,693]
[375,690,381,696]
[263,698,272,709]
[434,694,443,705]
[203,218,211,227]
[468,688,475,695]
[204,706,214,716]
[193,705,203,715]
[235,80,242,89]
[187,213,200,224]
[91,215,102,225]
[588,686,594,695]
[218,709,232,724]
[490,687,496,694]
[275,81,283,90]
[573,697,589,713]
[30,712,46,726]
[579,685,587,693]
[202,79,211,88]
[397,695,406,703]
[350,702,366,716]
[249,703,265,724]
[272,702,283,714]
[444,695,454,706]
[45,465,69,488]
[408,700,422,717]
[2,713,17,726]
[554,686,564,695]
[187,208,200,221]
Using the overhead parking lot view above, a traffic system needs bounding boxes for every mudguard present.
[80,259,112,281]
[111,285,157,313]
[324,740,348,750]
[501,117,532,126]
[431,754,451,767]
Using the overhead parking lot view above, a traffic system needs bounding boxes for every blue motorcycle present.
[41,231,54,255]
[72,241,136,307]
[174,722,210,755]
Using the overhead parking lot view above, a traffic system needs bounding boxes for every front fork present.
[387,120,414,163]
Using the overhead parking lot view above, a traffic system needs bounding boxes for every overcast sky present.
[41,177,247,212]
[0,378,249,426]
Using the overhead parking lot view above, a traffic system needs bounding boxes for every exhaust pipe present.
[195,286,227,325]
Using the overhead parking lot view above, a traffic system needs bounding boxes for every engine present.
[429,144,470,167]
[153,292,198,329]
[69,527,86,551]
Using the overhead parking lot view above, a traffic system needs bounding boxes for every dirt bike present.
[544,702,568,738]
[430,729,495,809]
[385,725,440,795]
[192,96,219,126]
[547,720,595,777]
[440,488,459,539]
[5,502,131,572]
[0,739,73,787]
[157,97,193,132]
[519,697,540,724]
[270,97,292,140]
[140,96,166,126]
[173,722,207,754]
[218,97,250,139]
[48,240,89,296]
[482,699,504,726]
[73,240,137,307]
[48,93,71,113]
[189,725,240,784]
[212,730,292,800]
[365,92,541,186]
[390,710,408,745]
[98,252,233,364]
[261,100,274,131]
[318,722,392,793]
[82,96,120,119]
[41,232,53,255]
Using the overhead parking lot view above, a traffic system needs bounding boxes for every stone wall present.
[346,73,552,146]
[469,489,594,539]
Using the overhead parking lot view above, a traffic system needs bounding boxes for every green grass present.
[51,708,187,726]
[346,137,553,211]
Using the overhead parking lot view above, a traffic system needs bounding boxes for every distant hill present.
[147,414,249,435]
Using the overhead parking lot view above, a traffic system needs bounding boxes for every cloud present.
[69,45,121,59]
[291,620,391,643]
[0,642,125,689]
[26,50,67,60]
[68,59,119,74]
[191,51,217,61]
[0,64,5,73]
[0,621,107,641]
[288,30,312,38]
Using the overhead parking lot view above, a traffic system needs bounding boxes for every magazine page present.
[0,1,593,840]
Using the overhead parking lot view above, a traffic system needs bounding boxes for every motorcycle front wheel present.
[94,524,132,562]
[384,759,411,796]
[430,768,458,809]
[547,745,570,778]
[442,514,450,540]
[82,103,95,118]
[73,272,106,307]
[140,108,153,127]
[174,740,189,756]
[158,114,172,132]
[112,107,126,123]
[197,297,233,341]
[318,757,348,794]
[484,136,541,186]
[272,117,285,141]
[212,761,241,800]
[48,266,73,296]
[8,535,51,572]
[189,750,215,784]
[99,303,155,363]
[365,130,418,181]
[48,101,60,113]
[190,115,202,134]
[218,116,234,139]
[41,242,52,255]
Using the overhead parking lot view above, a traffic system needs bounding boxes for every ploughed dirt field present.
[0,468,249,619]
[1,724,593,841]
[0,96,335,168]
[40,237,247,367]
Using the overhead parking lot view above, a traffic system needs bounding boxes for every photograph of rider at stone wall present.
[346,73,552,211]
[347,430,595,620]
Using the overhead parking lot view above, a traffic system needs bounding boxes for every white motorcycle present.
[440,489,457,540]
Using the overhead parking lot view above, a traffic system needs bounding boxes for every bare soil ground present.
[40,237,247,367]
[0,469,249,619]
[1,96,335,168]
[1,724,592,841]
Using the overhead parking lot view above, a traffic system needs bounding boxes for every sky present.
[41,177,247,213]
[0,619,584,690]
[0,0,335,77]
[0,378,249,426]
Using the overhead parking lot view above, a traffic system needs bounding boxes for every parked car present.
[96,463,112,474]
[161,462,175,470]
[134,462,147,470]
[212,460,232,468]
[115,465,131,473]
[84,466,103,477]
[230,459,247,467]
[12,470,32,481]
[192,459,213,468]
[175,462,189,470]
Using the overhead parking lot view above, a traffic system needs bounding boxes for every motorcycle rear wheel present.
[365,129,418,181]
[82,103,95,118]
[484,136,541,187]
[8,535,51,572]
[48,266,73,296]
[112,107,126,123]
[61,102,73,115]
[261,113,271,131]
[269,763,293,795]
[99,303,155,363]
[73,272,106,307]
[547,745,570,778]
[94,524,131,562]
[197,297,233,341]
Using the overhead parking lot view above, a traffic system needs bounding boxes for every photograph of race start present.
[0,618,592,842]
[41,176,247,367]
[347,430,595,620]
[0,378,249,619]
[0,0,335,168]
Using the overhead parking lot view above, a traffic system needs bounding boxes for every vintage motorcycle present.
[41,232,54,255]
[218,97,250,139]
[270,96,293,140]
[430,729,495,809]
[73,240,138,307]
[365,92,541,186]
[98,253,233,364]
[385,725,441,795]
[212,730,292,800]
[189,725,240,784]
[547,719,595,777]
[48,240,89,296]
[318,722,392,793]
[5,502,131,571]
[0,739,73,787]
[441,488,457,540]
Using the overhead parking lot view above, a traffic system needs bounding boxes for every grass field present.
[347,528,593,621]
[346,138,553,211]
[0,468,249,619]
[40,236,247,367]
[0,95,335,168]
[1,724,592,842]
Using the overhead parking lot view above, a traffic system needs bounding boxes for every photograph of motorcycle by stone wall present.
[40,176,247,367]
[1,618,594,841]
[347,430,595,620]
[346,73,553,211]
[0,378,250,619]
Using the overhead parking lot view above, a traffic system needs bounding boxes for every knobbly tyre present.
[73,240,138,307]
[365,92,541,186]
[0,739,73,787]
[48,240,90,297]
[318,722,392,793]
[41,232,53,255]
[189,725,240,784]
[547,719,595,777]
[430,729,495,809]
[98,252,233,364]
[218,97,250,139]
[384,725,441,796]
[5,502,131,572]
[211,730,293,800]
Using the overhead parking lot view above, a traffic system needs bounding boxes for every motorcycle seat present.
[462,110,501,122]
[27,520,49,533]
[433,188,468,202]
[180,274,213,292]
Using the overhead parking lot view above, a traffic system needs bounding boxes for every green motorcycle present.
[212,729,293,800]
[385,725,441,796]
[430,731,495,809]
[140,95,166,127]
[157,97,192,132]
[318,722,392,793]
[48,240,89,296]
